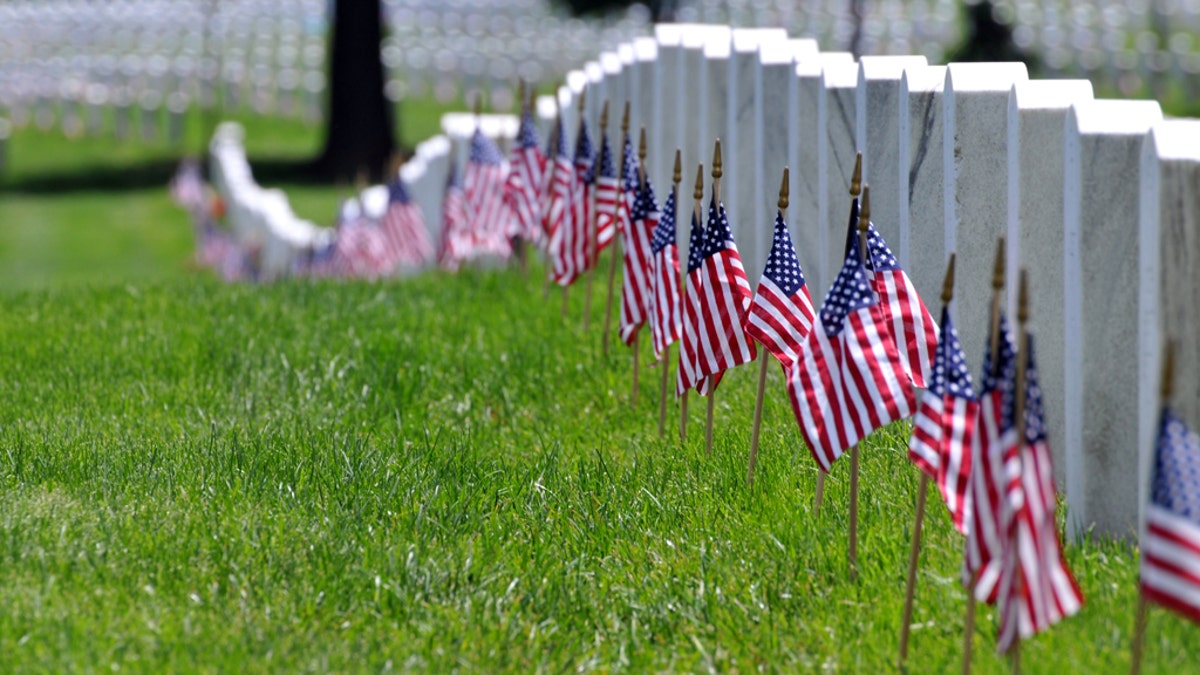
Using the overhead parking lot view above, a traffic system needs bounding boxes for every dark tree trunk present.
[316,0,395,182]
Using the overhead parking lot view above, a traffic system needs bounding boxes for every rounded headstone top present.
[618,44,635,65]
[600,52,622,75]
[822,62,861,89]
[681,24,730,50]
[399,158,427,184]
[702,32,733,59]
[859,55,928,81]
[759,40,795,65]
[536,94,557,120]
[731,27,787,53]
[789,39,820,60]
[566,70,587,92]
[654,23,686,45]
[1009,80,1094,111]
[945,62,1028,92]
[585,61,604,82]
[796,52,854,77]
[634,37,658,61]
[1147,120,1200,161]
[417,134,451,159]
[1069,99,1163,136]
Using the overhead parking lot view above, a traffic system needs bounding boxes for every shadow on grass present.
[3,156,330,194]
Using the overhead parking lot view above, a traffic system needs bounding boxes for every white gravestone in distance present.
[821,61,861,298]
[585,60,605,134]
[943,62,1028,362]
[856,55,927,254]
[653,24,686,192]
[794,52,854,293]
[1138,120,1200,535]
[899,65,947,303]
[727,27,787,279]
[1005,79,1094,490]
[1063,99,1162,540]
[600,51,624,133]
[617,44,635,128]
[632,38,659,181]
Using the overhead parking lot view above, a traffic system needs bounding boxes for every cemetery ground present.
[1,107,1199,672]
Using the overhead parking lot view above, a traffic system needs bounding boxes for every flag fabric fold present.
[592,133,620,257]
[504,106,546,246]
[439,162,471,272]
[677,209,719,397]
[542,121,573,261]
[996,334,1083,653]
[1141,406,1200,624]
[619,175,658,345]
[908,305,978,534]
[649,188,682,360]
[553,121,595,286]
[692,197,756,384]
[379,178,434,270]
[787,234,915,473]
[464,128,511,259]
[746,211,815,373]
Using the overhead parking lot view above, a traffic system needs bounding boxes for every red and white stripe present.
[909,392,978,534]
[619,193,656,345]
[593,174,620,256]
[1142,505,1200,622]
[694,245,756,381]
[439,182,470,272]
[872,268,938,389]
[505,145,546,245]
[379,201,433,270]
[464,161,511,259]
[746,277,814,374]
[963,389,1017,604]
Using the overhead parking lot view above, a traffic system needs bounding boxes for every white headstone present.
[822,62,861,296]
[632,37,659,181]
[1063,99,1162,539]
[899,65,947,302]
[654,24,687,196]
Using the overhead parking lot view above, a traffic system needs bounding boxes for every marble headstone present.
[856,56,927,253]
[757,41,804,280]
[633,38,659,181]
[653,24,686,190]
[618,44,636,126]
[601,51,624,131]
[1063,99,1162,539]
[584,60,604,133]
[822,62,861,297]
[899,65,947,302]
[1005,79,1094,489]
[1138,120,1200,534]
[943,62,1028,361]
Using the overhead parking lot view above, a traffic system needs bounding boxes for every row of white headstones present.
[239,22,1200,543]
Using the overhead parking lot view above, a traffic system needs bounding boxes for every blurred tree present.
[315,0,396,182]
[946,0,1040,70]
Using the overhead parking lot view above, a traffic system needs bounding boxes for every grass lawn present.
[0,269,1196,671]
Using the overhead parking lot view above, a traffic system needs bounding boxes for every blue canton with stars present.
[574,122,594,182]
[1153,408,1200,521]
[445,159,462,189]
[632,178,658,224]
[762,211,805,296]
[595,135,616,181]
[841,198,860,260]
[703,196,736,259]
[652,190,677,255]
[686,209,706,274]
[841,217,901,272]
[980,312,1017,431]
[621,135,640,192]
[388,178,411,205]
[930,305,976,400]
[517,108,539,149]
[817,238,876,338]
[1020,333,1046,443]
[469,128,504,165]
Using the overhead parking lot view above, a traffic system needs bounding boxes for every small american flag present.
[649,188,682,360]
[553,120,595,286]
[379,178,434,270]
[996,334,1083,653]
[439,162,471,272]
[676,209,719,397]
[855,221,938,388]
[909,305,978,534]
[542,120,572,257]
[787,235,914,473]
[963,313,1018,604]
[1141,406,1200,623]
[592,133,620,258]
[619,173,657,346]
[746,211,815,373]
[504,106,546,246]
[465,128,511,259]
[693,197,756,385]
[169,158,207,212]
[331,205,390,280]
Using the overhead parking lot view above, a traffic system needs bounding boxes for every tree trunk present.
[316,0,395,182]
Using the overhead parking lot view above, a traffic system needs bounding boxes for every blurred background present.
[1,0,1196,290]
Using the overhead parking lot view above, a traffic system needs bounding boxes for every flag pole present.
[747,167,789,485]
[816,152,862,515]
[899,253,956,666]
[602,102,632,356]
[561,89,586,317]
[963,236,1006,675]
[848,182,871,580]
[660,149,683,436]
[1131,340,1175,675]
[1008,269,1032,674]
[583,99,609,331]
[682,162,704,442]
[514,79,529,276]
[628,124,649,407]
[542,108,561,301]
[705,139,723,457]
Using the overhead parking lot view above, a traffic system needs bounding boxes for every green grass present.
[0,268,1195,672]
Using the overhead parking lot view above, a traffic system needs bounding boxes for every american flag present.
[542,120,572,255]
[592,133,620,259]
[649,188,682,360]
[379,178,434,270]
[1141,406,1200,623]
[858,222,938,388]
[693,197,756,385]
[908,305,978,534]
[464,128,511,259]
[963,313,1018,604]
[196,217,238,272]
[745,211,815,373]
[786,234,915,473]
[504,106,546,246]
[331,199,389,279]
[439,162,471,272]
[996,334,1083,653]
[169,158,207,212]
[552,120,595,286]
[618,159,654,346]
[676,208,720,397]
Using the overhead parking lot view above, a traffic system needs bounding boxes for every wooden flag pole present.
[747,167,789,485]
[847,182,871,580]
[705,139,723,457]
[659,150,683,437]
[1009,269,1032,675]
[816,152,862,515]
[899,253,956,666]
[1131,340,1175,675]
[963,236,1006,675]
[602,102,632,356]
[681,161,704,442]
[559,89,586,316]
[514,79,530,276]
[542,108,562,301]
[628,126,650,408]
[583,99,608,332]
